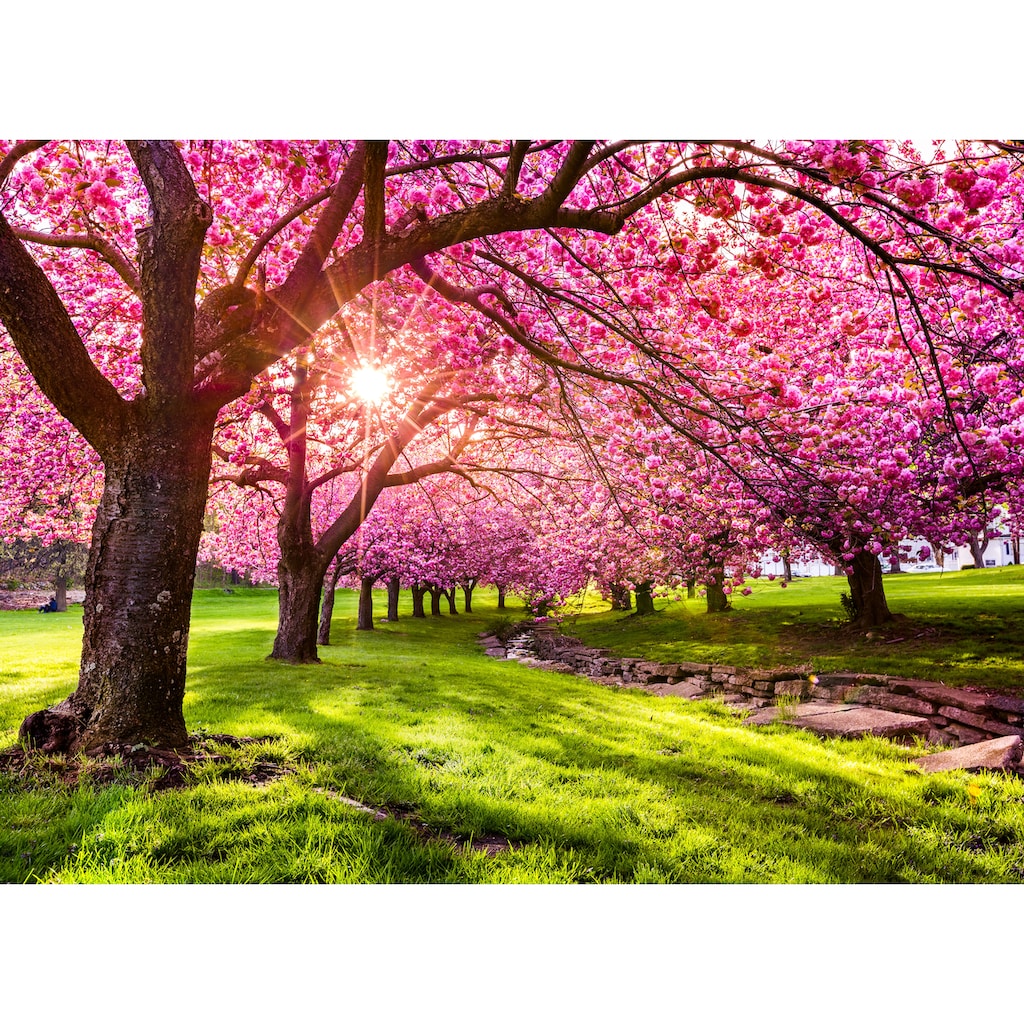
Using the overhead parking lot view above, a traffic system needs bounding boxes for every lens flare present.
[350,364,390,405]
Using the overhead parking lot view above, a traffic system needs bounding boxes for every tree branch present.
[0,140,49,188]
[14,227,141,294]
[126,140,212,404]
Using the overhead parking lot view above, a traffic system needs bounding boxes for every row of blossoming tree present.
[2,139,1024,753]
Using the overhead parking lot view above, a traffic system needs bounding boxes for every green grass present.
[562,565,1024,693]
[3,584,1024,883]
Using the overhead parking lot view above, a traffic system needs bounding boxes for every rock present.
[913,735,1024,774]
[775,678,814,699]
[859,691,937,717]
[745,703,929,739]
[814,672,889,688]
[947,723,989,745]
[938,705,991,730]
[647,680,705,699]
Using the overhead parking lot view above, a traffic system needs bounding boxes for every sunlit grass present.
[3,585,1024,883]
[564,565,1024,692]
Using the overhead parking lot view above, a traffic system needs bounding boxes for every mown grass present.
[3,585,1024,883]
[563,565,1024,693]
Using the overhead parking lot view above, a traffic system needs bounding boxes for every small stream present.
[503,628,538,660]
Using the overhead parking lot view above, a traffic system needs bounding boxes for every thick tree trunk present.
[411,584,427,618]
[53,574,68,613]
[429,587,443,616]
[847,551,893,627]
[20,416,216,754]
[387,576,400,621]
[445,586,459,614]
[706,581,731,613]
[634,581,655,615]
[496,585,506,609]
[706,562,731,614]
[609,583,632,611]
[357,577,375,631]
[272,552,326,663]
[461,580,475,612]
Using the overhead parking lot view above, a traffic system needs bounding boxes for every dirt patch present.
[0,733,291,792]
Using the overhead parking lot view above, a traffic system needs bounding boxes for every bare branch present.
[14,227,141,293]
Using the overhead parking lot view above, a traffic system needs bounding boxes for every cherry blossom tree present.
[3,139,1024,752]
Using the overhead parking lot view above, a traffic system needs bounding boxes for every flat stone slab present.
[647,680,705,699]
[913,735,1024,774]
[745,702,930,739]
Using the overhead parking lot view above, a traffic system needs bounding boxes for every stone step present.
[913,735,1024,774]
[745,702,930,740]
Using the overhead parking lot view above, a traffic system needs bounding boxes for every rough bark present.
[429,587,443,616]
[357,577,375,631]
[609,583,632,611]
[445,586,459,614]
[634,581,655,615]
[496,585,506,609]
[411,584,427,618]
[387,576,400,621]
[19,412,217,753]
[272,546,326,663]
[54,574,68,613]
[846,550,893,627]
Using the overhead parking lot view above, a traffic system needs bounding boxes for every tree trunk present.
[888,552,902,574]
[686,578,696,600]
[53,574,68,613]
[782,555,793,582]
[461,580,475,612]
[706,578,731,614]
[846,551,893,627]
[496,585,506,609]
[969,532,986,569]
[429,587,443,616]
[317,584,337,645]
[357,576,375,631]
[272,551,326,663]
[411,584,426,619]
[317,559,347,646]
[445,586,458,614]
[634,581,655,615]
[19,415,216,754]
[609,583,632,611]
[387,576,400,621]
[1013,537,1021,566]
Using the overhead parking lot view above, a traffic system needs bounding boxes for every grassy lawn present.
[562,565,1024,693]
[2,583,1024,883]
